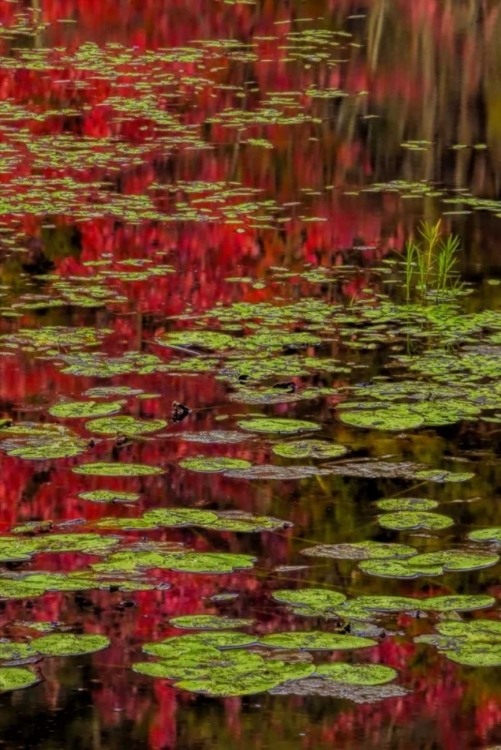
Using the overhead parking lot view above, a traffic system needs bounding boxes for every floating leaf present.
[414,470,475,483]
[86,416,167,436]
[301,541,417,561]
[269,677,410,703]
[73,463,163,476]
[272,440,348,460]
[49,401,123,419]
[378,511,453,531]
[272,589,346,617]
[175,661,314,697]
[33,634,110,657]
[315,663,397,685]
[78,490,140,503]
[0,667,39,692]
[169,615,253,630]
[237,418,319,434]
[259,631,376,650]
[376,498,438,512]
[174,431,251,444]
[338,407,424,431]
[468,528,501,543]
[179,456,252,473]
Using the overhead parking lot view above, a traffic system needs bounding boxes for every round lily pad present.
[376,498,438,512]
[315,663,397,685]
[259,631,376,650]
[142,508,219,527]
[237,418,319,435]
[468,528,501,543]
[179,457,252,473]
[73,463,163,476]
[78,490,140,503]
[378,511,453,531]
[0,667,39,692]
[49,401,123,419]
[272,441,348,460]
[272,589,347,617]
[301,541,417,561]
[0,641,38,661]
[339,408,424,431]
[34,634,110,657]
[85,416,167,436]
[414,470,475,483]
[169,615,253,630]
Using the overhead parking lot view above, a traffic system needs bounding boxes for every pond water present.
[1,1,501,748]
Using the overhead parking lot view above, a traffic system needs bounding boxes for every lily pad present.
[301,541,417,561]
[169,615,253,630]
[49,401,123,419]
[78,490,140,503]
[338,408,424,431]
[272,440,348,460]
[468,528,501,543]
[237,418,319,435]
[0,667,39,692]
[175,661,315,697]
[33,634,110,657]
[315,663,397,685]
[272,589,347,617]
[376,498,438,512]
[73,463,163,476]
[179,457,252,473]
[378,511,453,531]
[269,677,410,703]
[174,431,251,444]
[85,416,167,436]
[414,470,475,483]
[259,631,376,650]
[359,550,499,578]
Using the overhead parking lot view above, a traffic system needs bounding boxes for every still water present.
[1,1,501,748]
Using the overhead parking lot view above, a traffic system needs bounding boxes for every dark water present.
[1,1,501,748]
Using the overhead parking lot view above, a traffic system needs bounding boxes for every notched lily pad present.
[85,416,167,436]
[272,440,348,460]
[169,615,253,630]
[49,401,123,419]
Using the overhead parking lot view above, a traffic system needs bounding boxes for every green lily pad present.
[169,615,253,630]
[259,631,376,650]
[78,490,140,503]
[414,470,475,483]
[315,663,397,685]
[33,634,110,657]
[175,661,315,697]
[174,431,251,444]
[0,641,38,661]
[415,620,501,666]
[468,528,501,543]
[73,463,163,476]
[49,401,123,419]
[272,440,348,460]
[272,589,347,617]
[237,418,319,435]
[179,457,252,473]
[199,510,290,532]
[359,550,499,578]
[376,498,438,512]
[301,541,417,561]
[0,422,87,460]
[92,550,256,575]
[378,511,453,531]
[85,416,167,436]
[84,386,143,398]
[338,408,424,431]
[143,632,257,659]
[141,508,219,527]
[0,667,39,692]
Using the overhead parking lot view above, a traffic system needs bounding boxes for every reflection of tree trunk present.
[368,0,387,71]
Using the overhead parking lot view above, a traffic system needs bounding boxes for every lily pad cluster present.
[95,507,290,533]
[0,421,87,460]
[415,620,501,666]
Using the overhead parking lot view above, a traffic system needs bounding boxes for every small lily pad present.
[272,589,347,617]
[376,498,438,512]
[237,418,319,435]
[179,457,252,473]
[78,490,140,503]
[0,667,39,692]
[414,470,475,483]
[272,441,348,460]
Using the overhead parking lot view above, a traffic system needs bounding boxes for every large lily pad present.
[376,498,439,512]
[49,401,123,419]
[73,462,163,476]
[315,663,397,685]
[34,634,110,656]
[272,589,347,617]
[79,490,140,503]
[301,541,417,561]
[169,615,253,630]
[359,550,499,578]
